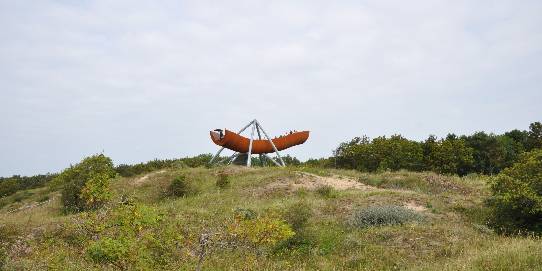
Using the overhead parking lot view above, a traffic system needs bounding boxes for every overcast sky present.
[1,1,541,176]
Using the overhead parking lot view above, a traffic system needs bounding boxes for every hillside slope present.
[1,166,541,270]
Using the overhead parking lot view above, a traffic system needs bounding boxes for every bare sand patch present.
[404,201,428,212]
[264,172,375,192]
[133,170,167,186]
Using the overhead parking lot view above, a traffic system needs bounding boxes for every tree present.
[334,135,423,172]
[527,122,542,151]
[55,154,116,212]
[372,135,424,171]
[504,129,529,149]
[462,132,505,174]
[487,149,542,234]
[427,137,474,175]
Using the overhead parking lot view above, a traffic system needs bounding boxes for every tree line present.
[329,122,542,175]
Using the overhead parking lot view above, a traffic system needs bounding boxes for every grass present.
[0,166,539,270]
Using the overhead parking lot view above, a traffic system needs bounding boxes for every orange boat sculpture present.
[209,119,309,167]
[210,129,310,154]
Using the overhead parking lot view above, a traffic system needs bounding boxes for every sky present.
[1,1,541,176]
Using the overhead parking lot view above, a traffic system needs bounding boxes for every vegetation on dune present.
[1,160,540,270]
[486,149,542,234]
[0,174,56,198]
[167,175,193,197]
[349,205,425,228]
[332,121,542,176]
[0,121,541,270]
[54,154,116,212]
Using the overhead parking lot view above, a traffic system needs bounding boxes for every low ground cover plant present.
[350,205,424,228]
[167,175,192,197]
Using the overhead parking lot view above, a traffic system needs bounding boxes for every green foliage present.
[229,211,295,247]
[216,172,230,189]
[179,154,213,168]
[302,157,334,168]
[350,205,424,228]
[56,154,116,212]
[112,202,163,235]
[115,154,213,177]
[87,237,130,265]
[115,159,175,177]
[334,121,541,175]
[234,208,257,220]
[486,149,542,234]
[167,175,193,197]
[0,244,6,270]
[252,154,301,167]
[335,135,424,172]
[282,201,313,231]
[425,135,474,175]
[37,195,50,202]
[527,122,542,150]
[462,132,519,175]
[316,185,337,198]
[0,174,55,198]
[83,201,166,269]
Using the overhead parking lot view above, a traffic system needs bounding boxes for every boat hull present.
[210,129,309,154]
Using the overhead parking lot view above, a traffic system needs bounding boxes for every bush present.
[486,149,542,234]
[282,201,313,231]
[316,185,337,198]
[0,244,6,269]
[56,154,116,212]
[167,175,191,197]
[228,212,295,247]
[84,201,165,269]
[216,172,230,189]
[350,205,424,228]
[87,237,130,265]
[234,208,257,220]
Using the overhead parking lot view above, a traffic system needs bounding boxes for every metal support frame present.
[220,152,238,164]
[255,125,265,166]
[209,119,286,167]
[262,153,281,166]
[246,121,256,167]
[255,120,286,167]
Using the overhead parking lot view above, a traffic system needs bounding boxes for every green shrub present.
[316,185,337,198]
[486,149,542,234]
[112,203,162,235]
[0,244,7,269]
[282,201,313,231]
[84,201,165,269]
[216,172,230,189]
[56,154,115,212]
[350,205,424,228]
[167,175,191,197]
[234,208,257,220]
[12,193,25,202]
[228,212,295,247]
[87,237,130,265]
[0,224,21,243]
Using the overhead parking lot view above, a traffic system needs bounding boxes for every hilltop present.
[1,165,540,270]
